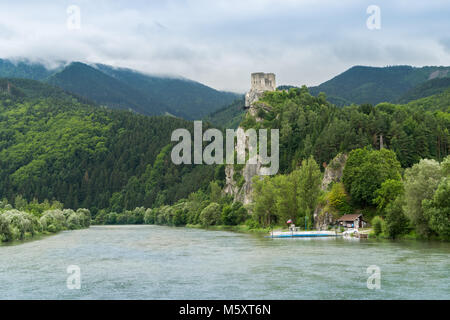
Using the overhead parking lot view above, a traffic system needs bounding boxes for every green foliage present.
[204,98,246,129]
[251,156,321,227]
[0,199,90,242]
[397,78,450,104]
[209,181,222,203]
[221,202,248,226]
[327,182,352,214]
[241,86,448,176]
[200,202,222,227]
[422,178,450,239]
[373,179,404,213]
[0,79,216,213]
[252,176,278,227]
[371,216,386,237]
[309,65,450,106]
[297,156,322,221]
[403,158,443,236]
[384,196,410,239]
[343,148,402,206]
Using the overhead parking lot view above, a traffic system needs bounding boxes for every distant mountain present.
[0,59,59,80]
[0,77,94,104]
[0,59,240,119]
[46,62,168,116]
[396,77,450,104]
[308,65,450,106]
[95,64,239,119]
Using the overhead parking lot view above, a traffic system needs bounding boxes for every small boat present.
[268,229,338,238]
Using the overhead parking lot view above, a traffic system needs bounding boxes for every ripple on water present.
[0,225,449,299]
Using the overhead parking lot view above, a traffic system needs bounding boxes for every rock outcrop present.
[321,153,347,190]
[224,72,276,206]
[314,153,348,229]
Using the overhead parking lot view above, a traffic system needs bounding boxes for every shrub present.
[200,202,222,226]
[371,216,385,237]
[144,208,155,224]
[40,210,66,232]
[0,210,42,241]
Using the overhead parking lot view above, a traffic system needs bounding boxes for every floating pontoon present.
[268,230,339,238]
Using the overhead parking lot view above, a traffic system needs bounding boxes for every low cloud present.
[0,0,449,92]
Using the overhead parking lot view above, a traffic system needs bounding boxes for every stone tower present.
[244,72,276,108]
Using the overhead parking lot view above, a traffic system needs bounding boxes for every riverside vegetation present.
[0,196,90,242]
[1,73,449,242]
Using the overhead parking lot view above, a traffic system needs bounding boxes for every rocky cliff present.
[314,153,348,229]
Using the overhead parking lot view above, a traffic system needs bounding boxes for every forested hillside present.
[0,79,216,215]
[46,62,169,116]
[123,86,449,240]
[95,64,239,119]
[0,59,59,80]
[309,65,450,105]
[204,98,245,128]
[240,87,449,171]
[0,59,239,120]
[398,78,450,104]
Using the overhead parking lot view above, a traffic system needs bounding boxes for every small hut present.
[337,214,366,229]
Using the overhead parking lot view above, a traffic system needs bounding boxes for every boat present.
[268,229,339,238]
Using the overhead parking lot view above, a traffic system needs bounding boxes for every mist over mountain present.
[0,59,240,120]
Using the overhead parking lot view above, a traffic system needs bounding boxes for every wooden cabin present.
[337,214,366,229]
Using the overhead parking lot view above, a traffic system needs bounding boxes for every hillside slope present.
[309,65,450,106]
[0,59,239,119]
[46,62,168,116]
[397,77,450,103]
[95,64,239,119]
[0,79,216,213]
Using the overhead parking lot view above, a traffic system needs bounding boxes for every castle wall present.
[245,72,276,108]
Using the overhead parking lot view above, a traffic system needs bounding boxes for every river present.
[0,225,449,299]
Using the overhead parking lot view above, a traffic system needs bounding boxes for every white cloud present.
[0,0,449,92]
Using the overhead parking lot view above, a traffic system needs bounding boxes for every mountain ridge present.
[0,58,240,119]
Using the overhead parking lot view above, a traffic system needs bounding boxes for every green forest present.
[1,73,449,242]
[137,87,449,240]
[0,79,216,214]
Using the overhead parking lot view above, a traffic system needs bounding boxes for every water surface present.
[0,225,449,299]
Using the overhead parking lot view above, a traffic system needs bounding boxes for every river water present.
[0,225,449,299]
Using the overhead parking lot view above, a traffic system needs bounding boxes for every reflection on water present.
[0,225,449,299]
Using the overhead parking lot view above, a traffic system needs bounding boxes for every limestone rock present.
[321,153,348,190]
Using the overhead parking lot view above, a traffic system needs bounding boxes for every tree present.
[209,181,222,203]
[252,176,277,227]
[222,202,248,226]
[384,196,410,238]
[403,159,442,236]
[200,202,222,227]
[343,148,402,206]
[371,216,385,236]
[422,178,450,239]
[327,182,352,214]
[273,173,299,224]
[297,156,322,224]
[373,179,404,214]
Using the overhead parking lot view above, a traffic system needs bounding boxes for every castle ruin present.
[244,72,276,108]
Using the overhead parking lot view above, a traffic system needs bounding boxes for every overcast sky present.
[0,0,449,92]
